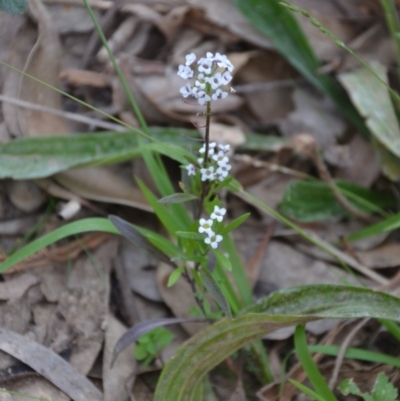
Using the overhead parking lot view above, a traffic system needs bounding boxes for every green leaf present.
[146,341,157,355]
[200,268,232,318]
[0,218,119,273]
[289,380,328,401]
[175,231,204,241]
[134,344,148,361]
[347,212,400,243]
[0,0,27,14]
[158,193,198,204]
[153,284,400,401]
[338,379,364,398]
[219,213,250,235]
[279,180,394,222]
[213,249,232,272]
[372,373,398,401]
[339,62,400,181]
[230,0,367,135]
[294,325,338,401]
[167,266,184,287]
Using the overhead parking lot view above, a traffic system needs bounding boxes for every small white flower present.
[214,53,234,72]
[199,218,213,234]
[230,87,236,93]
[216,163,231,178]
[198,157,204,164]
[185,52,196,66]
[218,144,230,153]
[211,205,226,222]
[199,144,215,157]
[185,164,196,176]
[212,89,228,101]
[204,232,223,249]
[197,91,211,105]
[220,71,232,85]
[178,65,193,79]
[200,166,215,181]
[212,151,229,165]
[180,83,192,98]
[206,52,214,60]
[216,171,225,182]
[195,73,206,90]
[198,57,213,74]
[206,73,221,90]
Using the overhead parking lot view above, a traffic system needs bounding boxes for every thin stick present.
[0,94,126,132]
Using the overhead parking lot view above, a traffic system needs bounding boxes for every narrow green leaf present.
[294,325,338,401]
[175,231,204,241]
[154,285,400,401]
[136,178,186,235]
[213,249,232,272]
[347,213,400,242]
[158,193,198,204]
[308,345,400,369]
[200,268,232,318]
[0,218,118,273]
[288,380,327,401]
[219,213,250,235]
[231,0,367,134]
[134,227,181,258]
[0,0,27,14]
[167,266,185,287]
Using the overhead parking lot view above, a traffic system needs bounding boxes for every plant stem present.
[381,0,400,68]
[204,101,212,164]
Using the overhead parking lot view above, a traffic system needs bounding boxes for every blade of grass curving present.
[231,0,367,135]
[346,212,400,242]
[153,285,400,400]
[289,380,327,401]
[0,218,118,273]
[294,325,338,401]
[136,178,189,234]
[381,0,400,68]
[308,345,400,369]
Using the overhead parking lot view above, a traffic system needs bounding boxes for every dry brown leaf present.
[0,273,39,301]
[186,0,272,49]
[356,241,400,269]
[102,314,136,401]
[0,328,102,401]
[60,68,110,87]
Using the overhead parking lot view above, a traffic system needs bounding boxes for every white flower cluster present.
[198,205,226,249]
[185,142,231,182]
[178,52,234,105]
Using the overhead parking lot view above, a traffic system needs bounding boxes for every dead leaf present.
[103,314,136,401]
[0,328,102,401]
[0,273,39,301]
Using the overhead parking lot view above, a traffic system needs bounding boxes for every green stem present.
[381,0,400,68]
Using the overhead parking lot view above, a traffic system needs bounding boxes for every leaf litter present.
[0,0,400,399]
